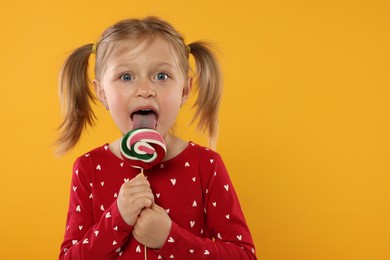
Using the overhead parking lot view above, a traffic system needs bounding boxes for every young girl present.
[58,16,257,259]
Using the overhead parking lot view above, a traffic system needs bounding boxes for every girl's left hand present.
[132,203,172,249]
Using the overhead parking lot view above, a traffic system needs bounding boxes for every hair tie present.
[186,45,191,53]
[92,43,97,54]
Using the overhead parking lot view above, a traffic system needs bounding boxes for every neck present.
[163,134,189,161]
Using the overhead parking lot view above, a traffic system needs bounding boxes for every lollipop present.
[120,128,166,260]
[120,128,166,170]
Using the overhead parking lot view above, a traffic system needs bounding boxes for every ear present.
[93,80,108,107]
[181,77,192,106]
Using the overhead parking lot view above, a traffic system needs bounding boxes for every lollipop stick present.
[139,167,147,260]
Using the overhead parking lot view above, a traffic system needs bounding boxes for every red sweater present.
[60,142,257,259]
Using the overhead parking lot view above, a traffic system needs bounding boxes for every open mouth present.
[131,109,158,129]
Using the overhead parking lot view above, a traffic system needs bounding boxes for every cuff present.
[111,200,133,233]
[155,221,179,255]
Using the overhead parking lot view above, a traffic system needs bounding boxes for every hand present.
[117,173,154,226]
[133,203,172,249]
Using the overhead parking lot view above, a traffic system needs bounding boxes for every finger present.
[121,184,153,195]
[139,206,153,217]
[120,180,153,197]
[126,174,150,187]
[134,190,155,204]
[119,187,155,204]
[133,197,153,210]
[150,203,165,213]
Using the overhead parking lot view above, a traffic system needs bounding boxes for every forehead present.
[107,37,180,67]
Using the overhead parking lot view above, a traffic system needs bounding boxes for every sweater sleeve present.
[59,158,133,259]
[156,153,257,259]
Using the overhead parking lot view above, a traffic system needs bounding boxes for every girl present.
[58,16,257,259]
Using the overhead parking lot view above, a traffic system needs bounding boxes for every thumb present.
[134,197,153,210]
[150,203,165,213]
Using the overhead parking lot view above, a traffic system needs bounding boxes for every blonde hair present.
[56,16,222,155]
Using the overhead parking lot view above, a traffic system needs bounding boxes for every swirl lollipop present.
[120,128,166,170]
[120,128,166,260]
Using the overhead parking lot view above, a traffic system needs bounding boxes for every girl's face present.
[94,37,191,139]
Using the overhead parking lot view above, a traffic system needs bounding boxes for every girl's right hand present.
[117,173,154,226]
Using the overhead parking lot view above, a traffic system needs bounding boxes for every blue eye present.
[120,73,133,81]
[155,72,169,80]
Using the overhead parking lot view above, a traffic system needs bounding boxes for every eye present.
[155,72,169,81]
[120,73,133,81]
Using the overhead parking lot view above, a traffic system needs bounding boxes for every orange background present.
[0,0,389,259]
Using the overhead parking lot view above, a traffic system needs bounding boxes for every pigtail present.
[188,41,222,149]
[56,44,96,155]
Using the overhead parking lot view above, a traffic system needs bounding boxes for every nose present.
[135,79,156,98]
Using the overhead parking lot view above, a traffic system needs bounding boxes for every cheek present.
[160,92,183,122]
[105,91,131,129]
[165,89,183,109]
[105,88,128,109]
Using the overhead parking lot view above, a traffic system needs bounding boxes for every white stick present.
[140,167,147,260]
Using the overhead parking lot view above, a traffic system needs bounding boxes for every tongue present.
[132,113,157,129]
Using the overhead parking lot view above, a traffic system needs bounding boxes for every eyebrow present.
[112,62,177,70]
